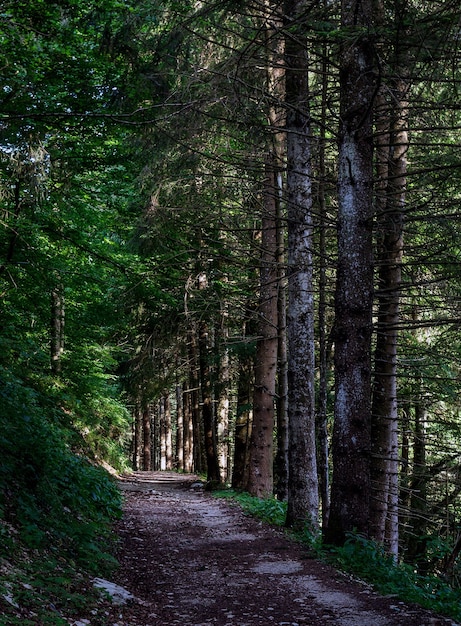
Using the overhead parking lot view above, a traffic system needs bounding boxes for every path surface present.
[98,471,456,626]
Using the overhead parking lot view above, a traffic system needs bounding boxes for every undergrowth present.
[0,370,123,624]
[325,534,461,622]
[215,489,287,526]
[214,489,461,623]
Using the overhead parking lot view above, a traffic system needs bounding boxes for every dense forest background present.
[3,0,461,621]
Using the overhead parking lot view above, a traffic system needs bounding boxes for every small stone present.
[93,578,135,605]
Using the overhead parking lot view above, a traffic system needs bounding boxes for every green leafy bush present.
[326,533,461,622]
[0,367,123,622]
[0,376,121,566]
[215,489,287,526]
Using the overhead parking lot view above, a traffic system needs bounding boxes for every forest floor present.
[79,471,458,626]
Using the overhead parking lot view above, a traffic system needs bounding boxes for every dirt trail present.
[95,471,457,626]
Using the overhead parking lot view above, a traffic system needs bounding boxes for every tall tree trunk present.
[232,339,254,490]
[284,0,318,531]
[370,78,407,556]
[50,282,65,375]
[182,381,194,472]
[246,156,279,498]
[406,396,429,569]
[198,318,221,483]
[317,29,331,533]
[326,0,375,545]
[176,383,184,470]
[132,403,143,471]
[216,296,230,482]
[369,81,391,542]
[159,397,166,470]
[142,405,152,471]
[216,351,230,482]
[188,330,205,474]
[275,210,289,502]
[369,0,409,559]
[399,406,411,522]
[164,393,173,470]
[151,403,157,470]
[262,0,288,503]
[246,0,284,499]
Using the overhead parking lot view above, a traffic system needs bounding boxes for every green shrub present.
[0,368,122,622]
[326,533,461,622]
[0,396,121,567]
[215,489,287,526]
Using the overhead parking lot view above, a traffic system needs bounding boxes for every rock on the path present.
[93,577,135,605]
[189,480,206,490]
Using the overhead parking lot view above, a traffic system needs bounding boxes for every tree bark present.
[182,381,194,472]
[216,301,230,482]
[246,157,279,498]
[153,401,161,470]
[176,383,184,470]
[369,0,409,560]
[275,211,289,502]
[406,396,429,569]
[50,282,65,375]
[199,319,221,483]
[325,0,375,545]
[159,398,166,470]
[132,403,143,471]
[284,0,319,532]
[370,78,407,556]
[162,393,173,470]
[142,406,152,471]
[188,329,205,474]
[232,341,254,490]
[262,0,288,504]
[317,29,331,533]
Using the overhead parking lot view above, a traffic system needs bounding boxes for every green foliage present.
[0,368,122,622]
[0,0,140,474]
[0,7,135,619]
[0,370,121,564]
[0,548,104,626]
[0,554,104,626]
[215,490,287,526]
[326,534,461,622]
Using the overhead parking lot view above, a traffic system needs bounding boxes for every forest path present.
[95,471,453,626]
